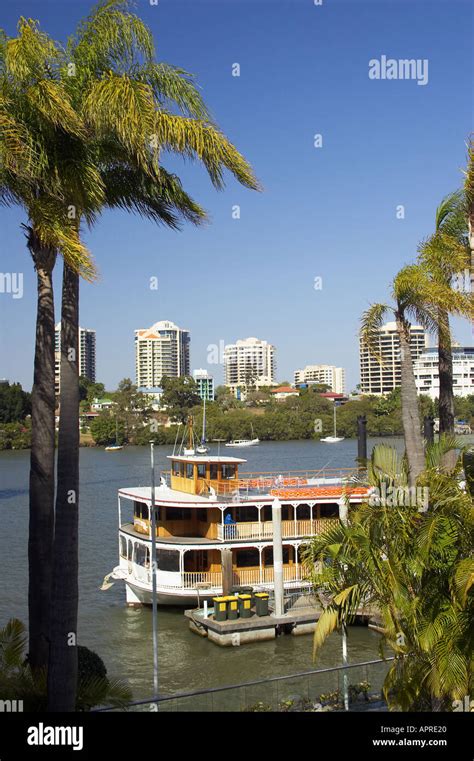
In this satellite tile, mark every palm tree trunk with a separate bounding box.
[27,229,56,672]
[47,262,79,711]
[396,311,425,486]
[438,308,455,435]
[438,308,457,472]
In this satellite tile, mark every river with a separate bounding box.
[0,437,421,701]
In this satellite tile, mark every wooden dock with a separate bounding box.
[185,605,322,646]
[185,593,377,647]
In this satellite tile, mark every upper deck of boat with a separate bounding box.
[118,469,370,506]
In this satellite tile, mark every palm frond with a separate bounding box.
[359,303,390,364]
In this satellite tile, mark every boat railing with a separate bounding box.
[153,565,309,590]
[216,518,338,542]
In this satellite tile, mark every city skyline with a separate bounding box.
[0,0,472,392]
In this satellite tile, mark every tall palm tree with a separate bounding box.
[361,265,474,485]
[46,0,259,711]
[418,191,470,438]
[304,443,474,711]
[0,18,99,672]
[465,137,474,291]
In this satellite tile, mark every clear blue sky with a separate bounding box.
[1,0,472,392]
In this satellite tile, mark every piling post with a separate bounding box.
[221,549,233,596]
[357,415,367,465]
[272,497,285,617]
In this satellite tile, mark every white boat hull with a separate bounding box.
[123,577,310,607]
[225,439,260,448]
[320,437,345,443]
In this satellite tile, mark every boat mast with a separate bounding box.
[333,404,337,438]
[202,396,206,444]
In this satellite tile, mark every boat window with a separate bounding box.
[263,546,290,566]
[186,463,194,479]
[120,536,127,558]
[166,507,188,520]
[172,461,180,476]
[134,543,148,566]
[127,539,133,560]
[134,501,148,520]
[210,464,218,479]
[320,503,339,518]
[297,504,311,520]
[221,464,236,480]
[234,548,259,568]
[197,463,206,478]
[157,549,179,572]
[262,504,291,521]
[234,505,258,523]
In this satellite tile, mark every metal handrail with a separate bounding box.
[92,656,395,711]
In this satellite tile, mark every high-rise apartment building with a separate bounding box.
[414,346,474,399]
[55,323,96,394]
[135,320,190,387]
[359,321,427,395]
[294,364,345,394]
[193,369,215,401]
[224,337,276,395]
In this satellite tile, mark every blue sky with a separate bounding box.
[0,0,472,391]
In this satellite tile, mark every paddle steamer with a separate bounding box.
[111,443,369,606]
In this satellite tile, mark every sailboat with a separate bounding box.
[226,423,259,448]
[196,396,209,454]
[105,419,123,451]
[320,404,344,443]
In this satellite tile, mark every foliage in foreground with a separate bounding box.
[0,619,131,711]
[303,444,474,711]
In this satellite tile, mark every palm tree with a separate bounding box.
[418,191,470,438]
[0,18,99,672]
[361,269,428,485]
[45,0,259,711]
[465,136,474,290]
[361,265,474,485]
[303,443,474,711]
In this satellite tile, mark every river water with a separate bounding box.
[0,437,413,701]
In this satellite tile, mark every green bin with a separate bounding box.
[231,585,254,595]
[227,595,239,620]
[254,592,269,617]
[238,594,253,618]
[213,596,228,622]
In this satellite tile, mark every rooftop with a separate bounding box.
[167,455,246,464]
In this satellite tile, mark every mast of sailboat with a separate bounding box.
[188,415,193,451]
[333,404,337,438]
[202,396,206,444]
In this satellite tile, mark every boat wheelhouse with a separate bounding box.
[114,452,370,606]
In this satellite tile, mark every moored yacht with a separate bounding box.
[110,450,369,606]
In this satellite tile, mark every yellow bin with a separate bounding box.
[213,596,228,621]
[227,595,239,620]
